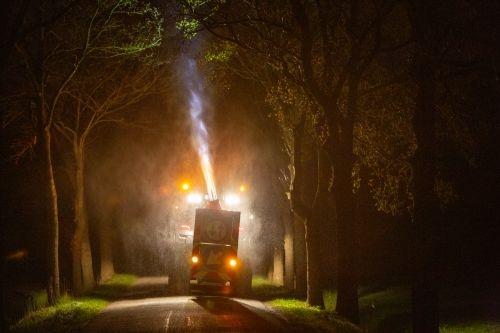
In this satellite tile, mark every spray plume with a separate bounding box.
[185,59,217,200]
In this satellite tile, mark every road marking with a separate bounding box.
[164,310,173,332]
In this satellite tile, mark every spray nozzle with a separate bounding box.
[206,199,221,210]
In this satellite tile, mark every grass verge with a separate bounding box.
[251,275,290,300]
[357,286,499,333]
[10,296,108,333]
[440,321,500,333]
[269,298,361,333]
[11,274,137,332]
[255,277,499,333]
[89,273,137,300]
[252,276,360,332]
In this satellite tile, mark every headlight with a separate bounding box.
[228,258,237,268]
[187,192,203,204]
[224,193,241,206]
[191,255,199,264]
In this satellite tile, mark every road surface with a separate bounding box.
[82,277,293,333]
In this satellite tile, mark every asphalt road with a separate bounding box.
[81,278,292,333]
[82,296,291,333]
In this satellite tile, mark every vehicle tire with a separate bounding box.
[234,262,252,297]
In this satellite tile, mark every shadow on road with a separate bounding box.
[193,296,255,315]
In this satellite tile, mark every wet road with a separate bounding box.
[82,296,291,332]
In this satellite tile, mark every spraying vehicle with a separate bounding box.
[189,200,251,295]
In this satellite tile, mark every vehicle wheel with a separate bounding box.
[234,262,252,297]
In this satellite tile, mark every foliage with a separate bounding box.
[2,0,164,159]
[175,0,490,220]
[355,83,416,215]
[76,0,163,59]
[204,41,236,63]
[175,18,200,39]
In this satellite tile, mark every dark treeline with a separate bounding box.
[1,0,499,332]
[176,0,499,331]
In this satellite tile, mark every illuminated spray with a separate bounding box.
[185,59,217,200]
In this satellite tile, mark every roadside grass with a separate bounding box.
[255,276,499,333]
[29,290,49,312]
[268,298,361,333]
[252,276,360,332]
[11,274,137,332]
[10,296,108,333]
[358,287,412,332]
[251,275,290,300]
[440,321,500,333]
[88,273,137,300]
[356,286,499,333]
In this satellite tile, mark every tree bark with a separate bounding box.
[33,1,60,304]
[333,76,359,323]
[72,143,94,293]
[304,215,324,307]
[283,204,295,290]
[305,149,331,308]
[411,61,440,333]
[293,213,307,298]
[289,115,324,306]
[333,156,359,322]
[98,217,115,283]
[40,127,61,303]
[410,2,440,330]
[272,245,284,286]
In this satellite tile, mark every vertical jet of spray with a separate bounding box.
[184,58,217,200]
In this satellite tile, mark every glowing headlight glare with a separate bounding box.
[224,193,241,206]
[229,258,237,267]
[186,192,203,204]
[191,255,199,263]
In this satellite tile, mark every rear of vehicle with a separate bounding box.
[189,208,241,294]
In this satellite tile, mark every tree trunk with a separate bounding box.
[289,114,325,305]
[305,149,331,308]
[98,217,115,283]
[272,245,284,286]
[304,215,324,307]
[283,204,295,290]
[72,143,94,294]
[40,127,61,303]
[411,64,440,333]
[410,3,440,330]
[81,222,94,291]
[34,3,60,304]
[334,159,359,322]
[333,78,359,323]
[293,214,307,298]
